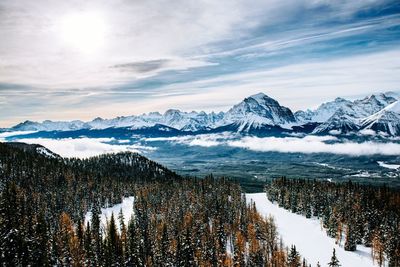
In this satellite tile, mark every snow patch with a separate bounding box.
[377,161,400,170]
[84,196,135,231]
[246,193,375,267]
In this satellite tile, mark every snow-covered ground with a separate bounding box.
[377,161,400,170]
[246,193,376,267]
[84,193,377,266]
[84,196,134,230]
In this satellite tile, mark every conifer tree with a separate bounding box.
[344,224,357,251]
[288,245,301,267]
[328,248,340,267]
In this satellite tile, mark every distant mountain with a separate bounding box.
[6,91,400,136]
[312,109,360,134]
[10,92,294,133]
[222,93,296,132]
[296,93,397,124]
[297,92,398,135]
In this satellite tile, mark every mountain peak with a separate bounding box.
[224,92,296,128]
[249,92,267,100]
[247,92,278,104]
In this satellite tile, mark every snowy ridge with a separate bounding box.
[360,101,400,136]
[7,91,400,136]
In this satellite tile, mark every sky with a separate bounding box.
[0,0,400,127]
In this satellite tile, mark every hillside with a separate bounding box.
[0,142,307,266]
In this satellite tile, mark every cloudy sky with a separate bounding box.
[1,0,399,127]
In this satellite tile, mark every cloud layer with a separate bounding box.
[228,136,400,156]
[16,137,154,158]
[146,134,400,156]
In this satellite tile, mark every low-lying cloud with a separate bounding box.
[8,133,400,157]
[146,134,400,156]
[144,132,234,147]
[228,136,400,156]
[16,137,154,158]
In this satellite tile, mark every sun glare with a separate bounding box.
[59,12,107,54]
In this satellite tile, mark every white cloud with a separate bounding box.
[146,133,400,156]
[144,132,234,147]
[145,49,400,112]
[228,136,400,156]
[15,137,154,158]
[10,134,400,157]
[0,0,272,89]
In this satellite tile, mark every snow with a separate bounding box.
[383,100,400,113]
[377,161,400,170]
[246,193,376,267]
[84,196,134,230]
[36,147,58,158]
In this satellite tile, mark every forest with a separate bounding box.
[266,177,400,267]
[0,142,318,266]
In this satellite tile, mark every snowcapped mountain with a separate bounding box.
[12,119,87,131]
[296,93,397,124]
[9,92,293,133]
[296,92,398,135]
[223,93,296,131]
[360,101,400,136]
[6,91,400,136]
[295,97,352,123]
[312,109,360,134]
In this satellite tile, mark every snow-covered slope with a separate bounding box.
[246,193,375,267]
[312,109,360,134]
[361,100,400,136]
[295,97,352,123]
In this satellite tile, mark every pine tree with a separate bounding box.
[288,245,301,267]
[118,209,127,265]
[105,213,122,266]
[344,223,357,251]
[372,231,385,267]
[84,222,93,266]
[0,183,23,266]
[91,204,102,266]
[33,211,50,266]
[127,216,141,266]
[328,248,340,267]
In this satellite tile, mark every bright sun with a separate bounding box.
[60,12,107,54]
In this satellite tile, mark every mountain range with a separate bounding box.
[6,91,400,136]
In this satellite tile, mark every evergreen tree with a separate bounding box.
[344,224,357,251]
[328,248,340,267]
[288,245,301,267]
